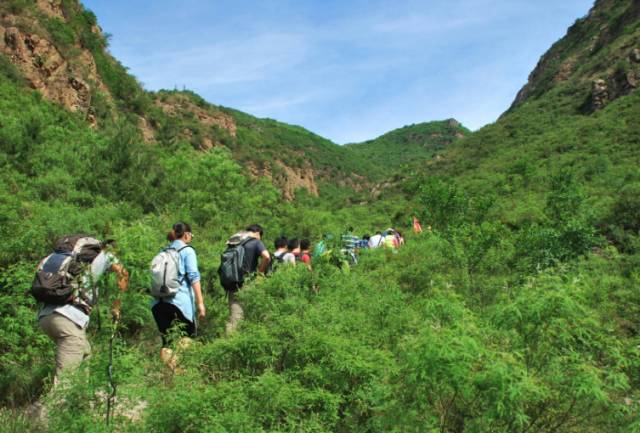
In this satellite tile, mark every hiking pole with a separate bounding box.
[105,309,120,427]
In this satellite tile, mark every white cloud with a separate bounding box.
[120,32,310,89]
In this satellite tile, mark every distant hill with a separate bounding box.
[1,1,640,432]
[403,0,639,248]
[344,119,470,181]
[0,0,459,200]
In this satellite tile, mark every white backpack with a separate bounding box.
[150,246,192,298]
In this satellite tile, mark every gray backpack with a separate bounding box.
[31,234,102,305]
[218,231,253,287]
[150,246,192,298]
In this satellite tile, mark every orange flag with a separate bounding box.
[413,217,423,234]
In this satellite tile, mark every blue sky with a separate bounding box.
[81,0,594,144]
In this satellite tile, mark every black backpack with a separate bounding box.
[218,232,253,287]
[31,234,102,304]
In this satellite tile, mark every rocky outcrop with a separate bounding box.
[509,0,640,112]
[35,0,65,19]
[138,116,156,142]
[1,26,89,117]
[0,6,109,125]
[586,48,639,112]
[447,118,460,128]
[277,162,319,200]
[156,94,237,139]
[247,161,320,201]
[590,79,609,111]
[554,55,577,83]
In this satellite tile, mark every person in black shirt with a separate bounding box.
[225,224,270,335]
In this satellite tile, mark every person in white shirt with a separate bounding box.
[368,231,384,249]
[282,238,300,265]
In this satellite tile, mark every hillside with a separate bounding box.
[0,0,639,432]
[0,0,374,200]
[407,0,640,237]
[344,119,469,181]
[510,0,640,112]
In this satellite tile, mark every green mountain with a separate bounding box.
[344,119,470,181]
[406,0,640,238]
[0,1,639,432]
[0,0,468,202]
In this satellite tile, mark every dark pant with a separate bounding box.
[151,302,195,347]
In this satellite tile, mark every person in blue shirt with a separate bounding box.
[151,222,205,351]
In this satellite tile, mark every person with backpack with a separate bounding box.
[269,236,288,274]
[218,224,270,335]
[151,222,205,355]
[384,228,400,250]
[273,236,288,263]
[283,238,300,266]
[357,234,371,250]
[34,235,129,386]
[312,234,331,260]
[299,239,312,270]
[341,227,359,252]
[341,227,360,265]
[368,231,384,249]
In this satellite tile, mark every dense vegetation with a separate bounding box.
[0,0,639,432]
[344,120,469,181]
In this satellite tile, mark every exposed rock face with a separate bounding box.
[587,53,639,112]
[35,0,65,18]
[156,95,237,138]
[138,116,156,142]
[590,79,609,111]
[0,8,109,126]
[1,26,88,114]
[277,161,319,200]
[509,0,640,112]
[554,55,577,83]
[447,118,460,128]
[248,161,320,201]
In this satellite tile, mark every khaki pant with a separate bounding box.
[225,291,244,335]
[39,313,91,386]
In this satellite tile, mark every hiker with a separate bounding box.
[341,227,359,251]
[299,239,312,269]
[219,224,270,335]
[357,234,370,250]
[312,233,331,260]
[34,235,129,386]
[341,227,359,265]
[384,229,399,249]
[368,231,384,249]
[272,236,288,267]
[283,238,300,265]
[413,217,423,234]
[151,222,205,358]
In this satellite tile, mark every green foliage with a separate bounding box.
[0,54,25,85]
[344,119,469,181]
[41,16,76,53]
[0,1,639,431]
[93,50,150,115]
[3,0,30,14]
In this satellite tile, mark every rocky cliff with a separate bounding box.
[0,0,109,124]
[510,0,640,113]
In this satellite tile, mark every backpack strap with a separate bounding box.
[177,245,195,253]
[158,245,195,292]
